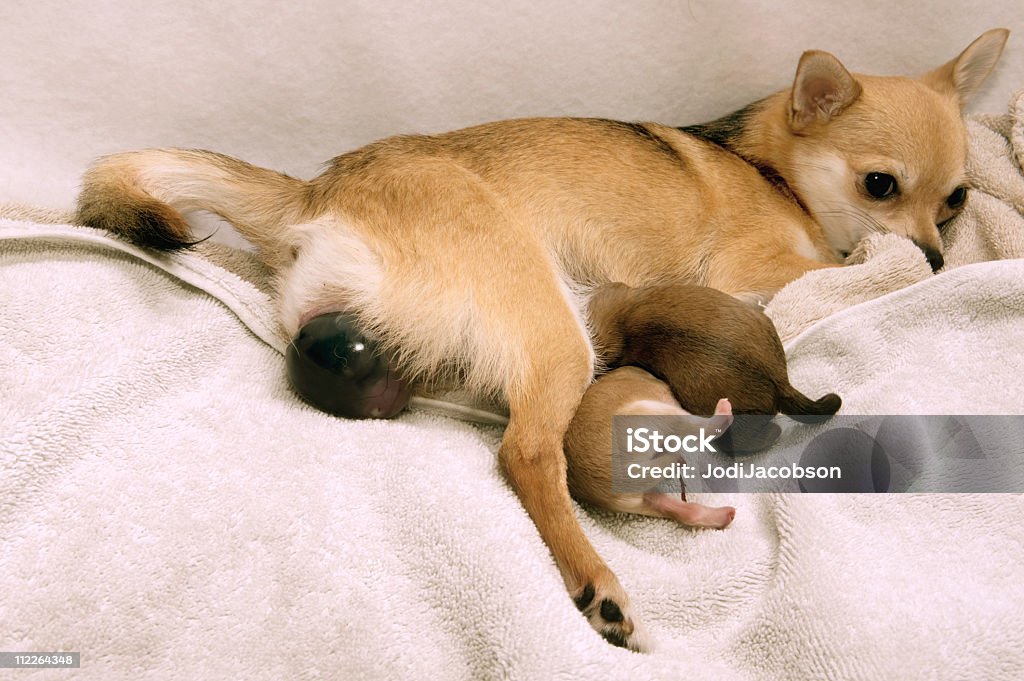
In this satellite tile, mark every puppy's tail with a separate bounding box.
[76,149,309,266]
[778,387,842,423]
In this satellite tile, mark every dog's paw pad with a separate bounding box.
[599,598,624,622]
[573,584,595,610]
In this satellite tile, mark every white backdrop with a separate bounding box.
[1,0,1022,210]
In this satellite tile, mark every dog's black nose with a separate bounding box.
[923,247,944,272]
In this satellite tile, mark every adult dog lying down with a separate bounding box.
[76,29,1008,650]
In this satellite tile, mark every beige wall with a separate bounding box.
[1,0,1021,210]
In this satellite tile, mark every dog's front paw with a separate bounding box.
[572,576,650,652]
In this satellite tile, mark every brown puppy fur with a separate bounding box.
[564,283,836,542]
[75,31,1007,651]
[588,283,841,419]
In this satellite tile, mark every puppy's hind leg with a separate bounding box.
[641,493,736,529]
[636,399,736,529]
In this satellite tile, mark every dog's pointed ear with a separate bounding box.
[921,29,1009,107]
[789,51,863,132]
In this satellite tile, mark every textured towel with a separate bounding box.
[2,94,1024,680]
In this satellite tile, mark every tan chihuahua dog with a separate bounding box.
[76,30,1008,651]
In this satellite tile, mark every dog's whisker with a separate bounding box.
[816,205,888,235]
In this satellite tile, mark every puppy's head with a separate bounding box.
[783,29,1009,271]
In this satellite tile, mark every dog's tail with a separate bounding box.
[76,149,309,266]
[778,387,842,423]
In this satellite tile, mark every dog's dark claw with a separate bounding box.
[601,628,631,649]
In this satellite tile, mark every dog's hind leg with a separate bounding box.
[411,255,650,650]
[373,221,647,649]
[268,153,650,649]
[497,284,650,652]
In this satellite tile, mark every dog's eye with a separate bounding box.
[864,172,897,199]
[947,186,968,209]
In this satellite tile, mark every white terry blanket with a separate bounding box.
[2,98,1024,680]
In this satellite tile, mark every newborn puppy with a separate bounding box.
[565,366,737,529]
[588,283,841,421]
[582,283,842,454]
